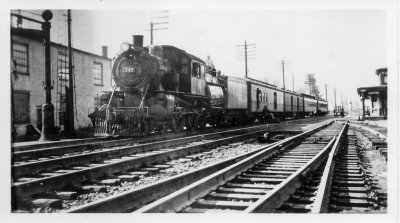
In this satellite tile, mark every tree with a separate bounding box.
[304,74,321,97]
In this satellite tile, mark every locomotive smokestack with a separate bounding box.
[101,46,108,58]
[133,35,144,48]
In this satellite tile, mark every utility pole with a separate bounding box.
[305,74,313,95]
[282,60,286,90]
[292,73,294,92]
[236,41,256,78]
[334,87,337,113]
[245,41,248,78]
[281,60,286,114]
[325,84,328,101]
[66,9,75,136]
[148,11,168,45]
[325,83,328,113]
[341,92,343,109]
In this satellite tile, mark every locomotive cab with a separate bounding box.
[190,60,207,96]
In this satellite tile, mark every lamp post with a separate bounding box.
[11,10,55,141]
[39,10,55,141]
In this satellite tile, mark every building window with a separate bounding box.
[12,42,29,75]
[274,92,277,110]
[93,61,103,86]
[13,91,30,124]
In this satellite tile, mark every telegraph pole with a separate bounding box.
[245,42,248,78]
[292,73,294,91]
[334,87,337,113]
[149,11,168,45]
[236,41,256,78]
[325,84,328,101]
[66,9,75,136]
[325,83,328,113]
[341,92,343,109]
[281,60,286,90]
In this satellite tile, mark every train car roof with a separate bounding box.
[301,93,328,102]
[245,77,277,88]
[301,93,317,99]
[236,76,305,96]
[157,45,206,64]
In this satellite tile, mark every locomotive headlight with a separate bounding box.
[120,42,130,51]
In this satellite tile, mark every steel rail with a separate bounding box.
[311,120,350,213]
[135,120,334,213]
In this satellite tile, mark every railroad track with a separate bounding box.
[12,117,333,212]
[277,124,386,213]
[134,121,344,213]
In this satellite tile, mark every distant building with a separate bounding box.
[11,27,112,137]
[357,68,387,119]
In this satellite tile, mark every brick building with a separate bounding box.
[357,68,387,119]
[11,27,112,137]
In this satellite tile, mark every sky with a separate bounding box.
[11,8,387,111]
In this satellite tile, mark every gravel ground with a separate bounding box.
[33,140,265,213]
[354,129,387,213]
[351,121,387,137]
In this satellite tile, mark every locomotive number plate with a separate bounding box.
[123,67,136,73]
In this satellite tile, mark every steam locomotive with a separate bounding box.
[91,35,328,136]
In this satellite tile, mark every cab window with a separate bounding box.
[192,62,200,77]
[200,64,205,78]
[192,62,205,79]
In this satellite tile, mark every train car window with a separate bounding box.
[256,88,261,109]
[291,96,293,110]
[297,97,299,110]
[274,92,277,109]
